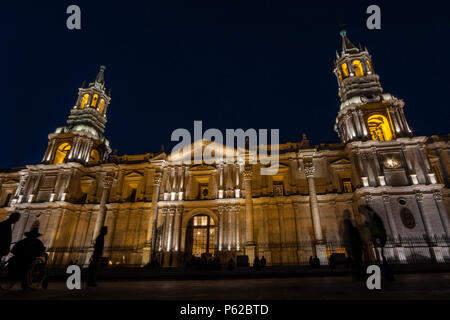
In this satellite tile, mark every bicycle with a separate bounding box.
[0,253,49,290]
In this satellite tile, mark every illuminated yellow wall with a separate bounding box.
[352,60,364,77]
[54,143,71,164]
[367,114,393,141]
[80,94,89,109]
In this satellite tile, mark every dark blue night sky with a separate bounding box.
[2,1,449,169]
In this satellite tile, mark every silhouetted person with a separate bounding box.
[213,256,221,270]
[0,211,20,261]
[227,258,235,270]
[343,219,364,280]
[309,255,320,268]
[364,206,395,281]
[253,256,260,270]
[87,226,107,287]
[260,256,266,268]
[8,224,45,289]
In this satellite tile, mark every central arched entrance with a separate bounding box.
[185,215,216,257]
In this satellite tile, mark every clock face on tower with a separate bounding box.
[383,155,402,169]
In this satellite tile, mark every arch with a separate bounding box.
[80,94,89,109]
[98,99,105,115]
[366,60,373,72]
[89,149,100,163]
[341,63,349,77]
[53,142,71,164]
[183,210,218,258]
[352,60,364,77]
[91,94,99,107]
[181,208,218,229]
[367,114,393,141]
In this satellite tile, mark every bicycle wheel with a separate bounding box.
[27,259,47,289]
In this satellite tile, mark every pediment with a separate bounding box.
[124,171,144,179]
[330,158,352,166]
[167,139,248,164]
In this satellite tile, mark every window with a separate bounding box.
[91,94,99,107]
[273,183,284,196]
[352,60,364,77]
[89,149,100,163]
[342,179,352,193]
[53,143,71,164]
[367,114,393,141]
[199,185,209,200]
[127,188,137,202]
[190,215,215,257]
[2,193,12,207]
[366,60,373,72]
[341,63,349,77]
[98,99,105,115]
[80,94,89,109]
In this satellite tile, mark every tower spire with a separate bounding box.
[340,30,359,55]
[90,65,106,90]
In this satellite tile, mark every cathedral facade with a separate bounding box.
[1,33,449,267]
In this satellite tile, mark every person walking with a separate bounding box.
[0,212,21,261]
[87,226,108,287]
[343,219,364,281]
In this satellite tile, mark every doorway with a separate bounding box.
[185,215,215,257]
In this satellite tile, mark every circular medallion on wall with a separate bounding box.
[400,208,415,229]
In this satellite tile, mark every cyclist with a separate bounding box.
[8,224,45,288]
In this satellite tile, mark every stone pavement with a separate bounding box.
[1,272,450,300]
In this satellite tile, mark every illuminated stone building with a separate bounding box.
[1,33,449,267]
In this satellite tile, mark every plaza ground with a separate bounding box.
[1,271,450,300]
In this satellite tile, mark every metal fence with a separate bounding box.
[45,235,450,267]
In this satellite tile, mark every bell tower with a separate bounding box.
[42,66,112,165]
[333,31,437,188]
[334,31,413,144]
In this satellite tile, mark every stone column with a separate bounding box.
[158,207,168,263]
[276,202,285,264]
[433,191,450,237]
[381,194,403,262]
[218,206,225,251]
[226,205,232,251]
[66,209,82,264]
[146,174,161,262]
[304,164,327,265]
[92,173,114,242]
[381,194,399,240]
[172,206,183,265]
[107,208,119,260]
[243,168,256,264]
[163,207,175,266]
[234,206,240,252]
[416,192,445,262]
[415,192,434,238]
[13,210,30,243]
